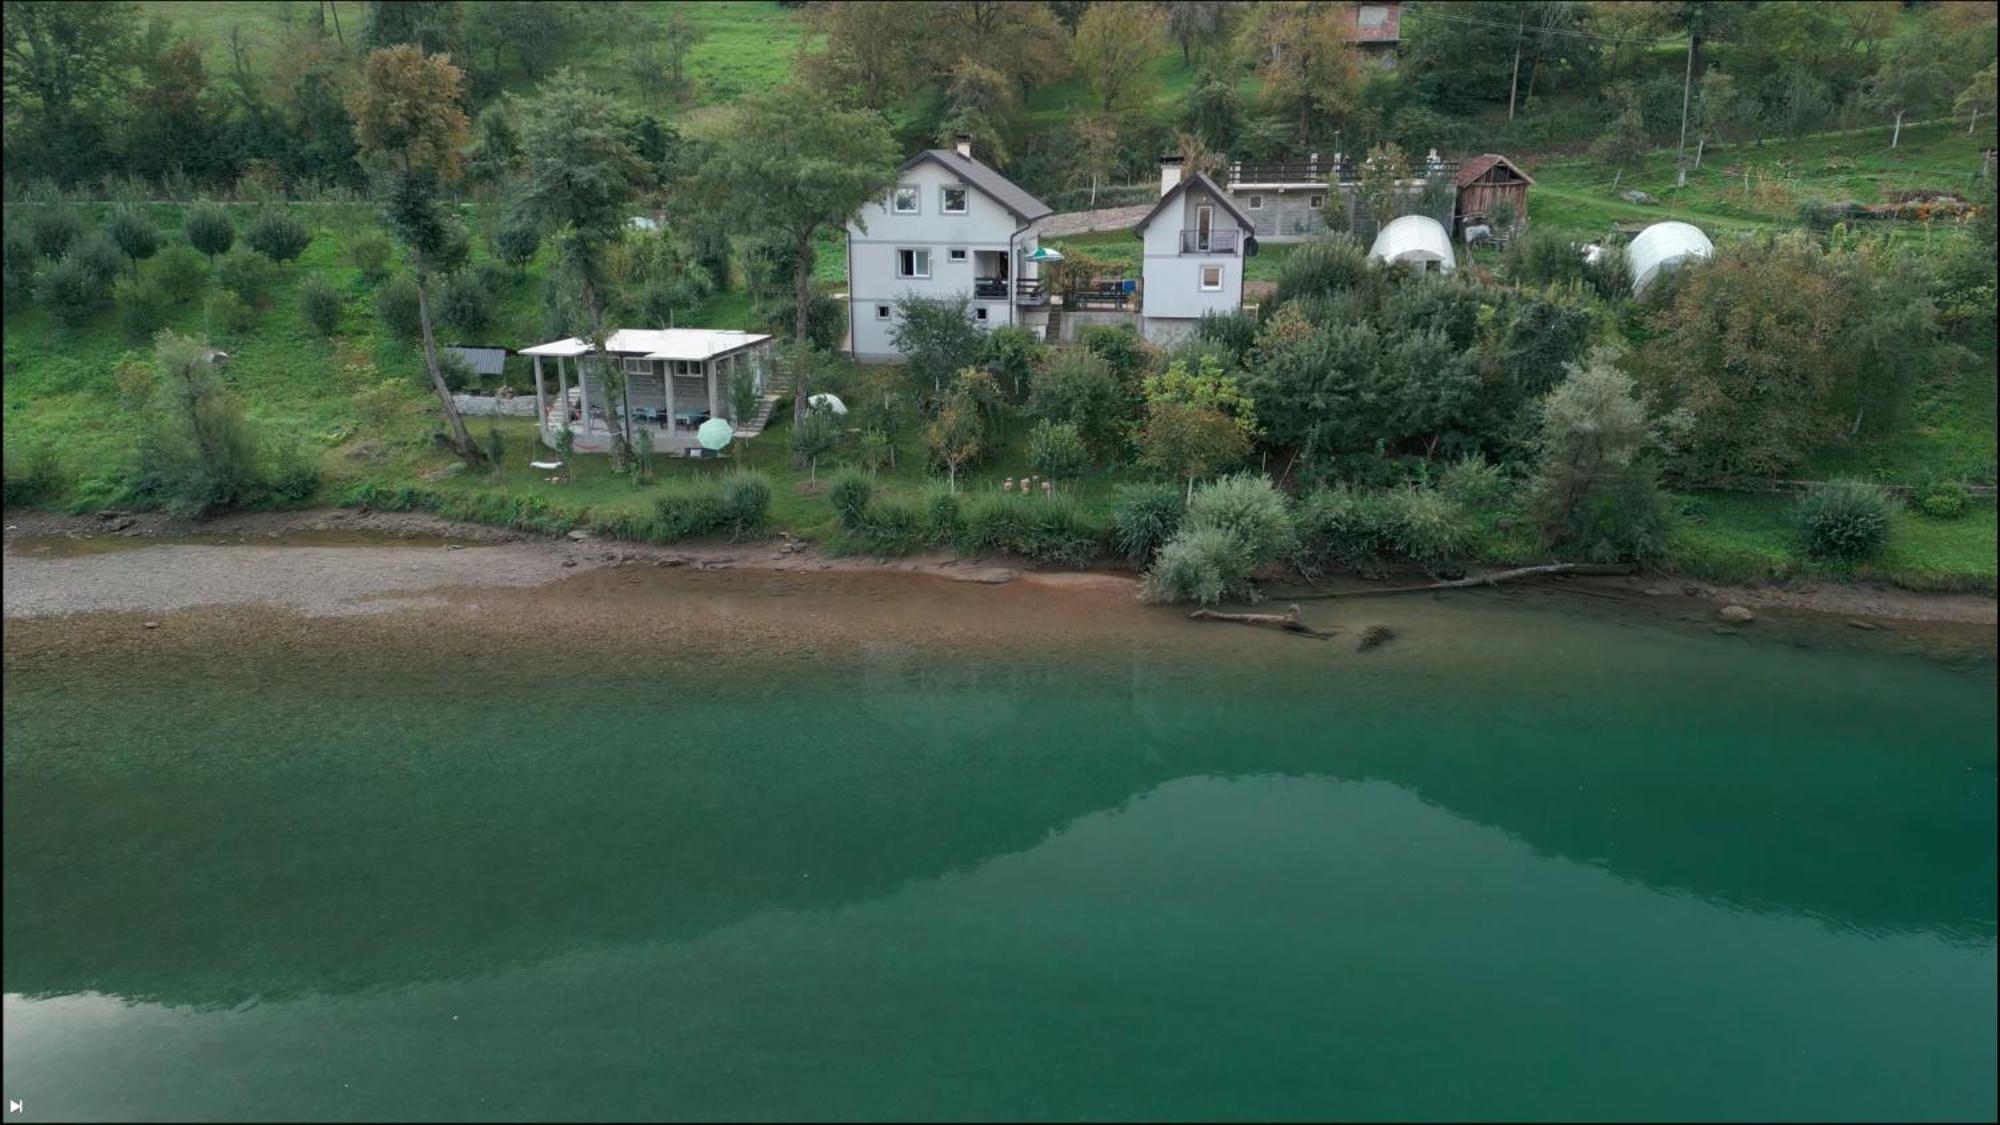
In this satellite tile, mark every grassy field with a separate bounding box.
[1527,120,1998,242]
[1666,492,1997,593]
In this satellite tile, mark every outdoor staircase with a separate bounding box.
[731,351,796,440]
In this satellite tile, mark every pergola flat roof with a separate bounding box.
[520,329,773,361]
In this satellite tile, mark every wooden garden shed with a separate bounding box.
[1454,154,1534,234]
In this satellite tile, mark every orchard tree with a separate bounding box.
[709,82,898,450]
[1071,2,1164,114]
[1866,39,1951,148]
[1956,61,1997,133]
[346,44,481,464]
[1237,0,1364,145]
[516,70,645,463]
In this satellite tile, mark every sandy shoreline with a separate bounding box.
[3,508,1993,645]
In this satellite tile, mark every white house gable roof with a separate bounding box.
[903,149,1054,221]
[1132,172,1256,235]
[521,329,773,361]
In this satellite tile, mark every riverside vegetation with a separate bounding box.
[3,1,1996,597]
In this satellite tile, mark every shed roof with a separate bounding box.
[1368,215,1456,272]
[904,149,1054,222]
[520,329,773,361]
[1454,154,1535,189]
[442,344,511,377]
[1132,171,1257,236]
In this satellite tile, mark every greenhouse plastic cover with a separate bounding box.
[1368,215,1456,273]
[1627,221,1714,295]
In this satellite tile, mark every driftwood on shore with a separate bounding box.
[1289,562,1636,600]
[1188,604,1335,639]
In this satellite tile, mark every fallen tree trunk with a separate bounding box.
[1290,563,1636,600]
[1188,604,1335,639]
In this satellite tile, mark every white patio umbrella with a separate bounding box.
[697,417,734,451]
[1026,246,1064,262]
[807,393,848,415]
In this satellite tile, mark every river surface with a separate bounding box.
[3,565,1994,1122]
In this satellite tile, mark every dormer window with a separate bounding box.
[942,186,968,214]
[892,186,920,214]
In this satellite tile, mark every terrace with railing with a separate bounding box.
[1227,155,1458,188]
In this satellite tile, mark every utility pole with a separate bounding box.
[1676,32,1695,184]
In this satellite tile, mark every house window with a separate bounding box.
[942,186,968,214]
[672,360,702,377]
[622,357,652,376]
[974,306,990,322]
[1247,195,1264,209]
[892,185,920,213]
[948,248,968,263]
[1308,194,1324,209]
[875,305,892,321]
[1199,265,1223,291]
[897,248,931,278]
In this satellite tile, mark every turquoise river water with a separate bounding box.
[3,569,1995,1121]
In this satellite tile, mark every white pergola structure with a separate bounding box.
[521,328,775,454]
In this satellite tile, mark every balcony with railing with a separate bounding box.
[974,277,1051,305]
[1179,229,1243,255]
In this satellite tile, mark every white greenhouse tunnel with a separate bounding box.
[1626,221,1714,296]
[1368,215,1456,274]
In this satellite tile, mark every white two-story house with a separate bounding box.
[847,136,1055,363]
[1134,158,1258,344]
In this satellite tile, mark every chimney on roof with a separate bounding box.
[1159,155,1184,197]
[953,133,973,159]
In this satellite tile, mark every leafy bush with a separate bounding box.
[348,232,393,280]
[719,471,772,538]
[214,248,278,305]
[1142,524,1246,605]
[767,291,846,351]
[301,275,343,337]
[151,244,208,302]
[654,483,727,540]
[204,289,256,338]
[1912,477,1970,520]
[3,224,38,298]
[70,232,127,283]
[1184,473,1295,569]
[1112,481,1185,564]
[1026,418,1089,483]
[245,209,312,263]
[1077,323,1149,381]
[375,274,423,339]
[436,349,475,392]
[262,437,322,504]
[957,492,1034,555]
[828,468,873,529]
[1437,453,1509,511]
[1194,310,1260,365]
[923,483,962,541]
[1292,485,1388,575]
[106,204,161,263]
[980,325,1045,400]
[1794,480,1892,560]
[434,269,495,335]
[1378,487,1475,571]
[1026,349,1126,458]
[1272,235,1371,309]
[3,442,66,507]
[183,202,236,258]
[855,497,927,555]
[30,207,84,259]
[34,254,111,326]
[1548,470,1672,563]
[492,209,542,271]
[115,274,171,341]
[892,294,984,394]
[1018,497,1105,566]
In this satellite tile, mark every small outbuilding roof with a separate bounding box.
[1454,153,1535,189]
[1626,221,1714,295]
[1132,171,1258,237]
[903,149,1054,222]
[1368,215,1456,273]
[442,344,511,377]
[520,329,773,361]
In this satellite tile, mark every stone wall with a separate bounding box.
[451,393,540,418]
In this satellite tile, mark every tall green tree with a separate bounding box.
[346,44,481,464]
[2,0,139,184]
[1071,2,1164,114]
[1866,35,1952,148]
[708,83,898,445]
[516,70,645,463]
